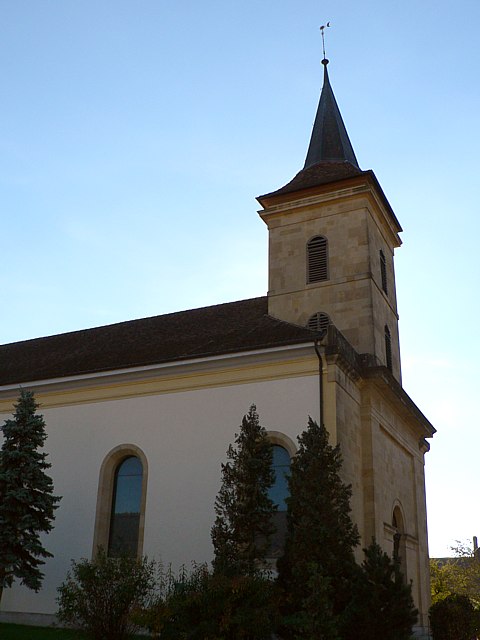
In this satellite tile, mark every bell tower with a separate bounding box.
[257,58,403,381]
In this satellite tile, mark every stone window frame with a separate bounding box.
[266,431,296,458]
[92,444,148,559]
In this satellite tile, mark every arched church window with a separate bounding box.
[307,235,329,283]
[108,456,143,557]
[267,444,291,558]
[385,325,393,372]
[92,444,148,559]
[380,249,388,294]
[269,445,290,510]
[392,510,398,529]
[392,504,407,581]
[307,311,331,333]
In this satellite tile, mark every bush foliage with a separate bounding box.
[429,593,479,640]
[133,562,277,640]
[430,541,480,607]
[57,548,156,640]
[343,541,418,640]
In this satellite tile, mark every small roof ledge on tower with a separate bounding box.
[257,168,403,245]
[257,161,364,203]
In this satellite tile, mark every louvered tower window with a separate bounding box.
[307,235,328,283]
[380,249,388,294]
[385,325,392,372]
[307,312,331,333]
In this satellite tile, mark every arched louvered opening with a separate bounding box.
[307,235,328,283]
[380,249,388,294]
[306,312,331,333]
[385,325,392,372]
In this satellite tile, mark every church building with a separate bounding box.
[0,56,435,636]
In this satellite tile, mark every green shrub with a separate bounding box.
[136,562,277,640]
[342,541,418,640]
[129,562,194,639]
[429,593,479,640]
[277,418,359,640]
[56,548,156,640]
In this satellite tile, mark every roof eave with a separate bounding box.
[257,169,402,235]
[323,326,435,441]
[361,365,436,440]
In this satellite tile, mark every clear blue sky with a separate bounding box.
[1,1,479,558]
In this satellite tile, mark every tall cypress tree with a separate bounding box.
[277,417,360,639]
[343,541,418,640]
[0,390,61,605]
[211,405,276,576]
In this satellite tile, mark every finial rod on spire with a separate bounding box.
[320,22,331,63]
[304,23,360,170]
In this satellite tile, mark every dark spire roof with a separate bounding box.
[304,58,359,169]
[258,58,365,203]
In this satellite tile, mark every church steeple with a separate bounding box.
[257,52,404,381]
[304,58,359,169]
[258,57,365,200]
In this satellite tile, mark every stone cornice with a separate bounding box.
[258,173,402,248]
[361,365,436,440]
[321,325,435,441]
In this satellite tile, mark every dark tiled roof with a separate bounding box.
[258,161,364,200]
[257,165,403,235]
[0,297,318,385]
[257,59,362,204]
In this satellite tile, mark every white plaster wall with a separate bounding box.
[1,374,319,615]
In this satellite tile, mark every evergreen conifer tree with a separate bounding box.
[0,390,61,605]
[343,540,418,640]
[211,405,276,576]
[277,417,360,639]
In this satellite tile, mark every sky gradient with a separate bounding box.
[1,1,479,558]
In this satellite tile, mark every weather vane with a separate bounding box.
[320,22,331,61]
